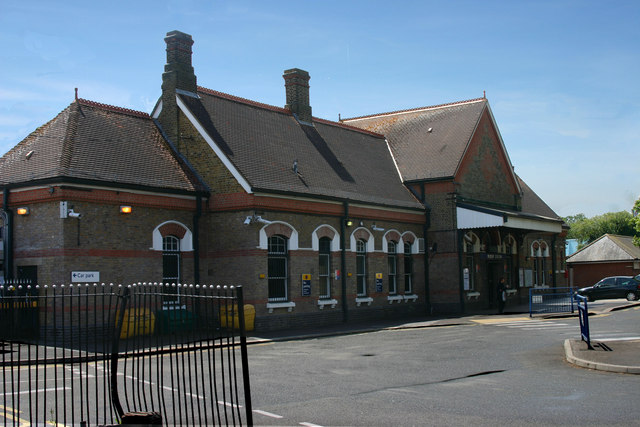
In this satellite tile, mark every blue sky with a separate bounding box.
[1,0,638,218]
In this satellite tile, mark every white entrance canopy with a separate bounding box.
[456,205,563,233]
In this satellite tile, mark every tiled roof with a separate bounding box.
[567,234,640,263]
[342,98,487,181]
[343,98,563,221]
[517,176,563,221]
[0,99,199,193]
[181,88,423,209]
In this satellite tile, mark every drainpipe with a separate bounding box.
[457,229,465,314]
[193,195,202,285]
[2,188,13,282]
[551,235,557,288]
[340,201,349,323]
[420,183,432,315]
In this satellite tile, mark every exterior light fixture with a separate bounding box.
[345,219,354,227]
[120,206,132,214]
[16,207,30,216]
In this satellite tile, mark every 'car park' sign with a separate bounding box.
[71,271,100,282]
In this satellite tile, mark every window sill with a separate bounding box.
[387,295,403,304]
[355,297,373,307]
[466,291,480,301]
[403,294,418,303]
[266,302,296,313]
[317,299,338,309]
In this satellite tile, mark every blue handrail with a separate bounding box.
[574,294,593,349]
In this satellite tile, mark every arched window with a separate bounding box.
[404,242,413,294]
[319,237,331,299]
[162,235,180,302]
[268,235,288,302]
[531,240,549,286]
[388,241,397,295]
[356,239,367,297]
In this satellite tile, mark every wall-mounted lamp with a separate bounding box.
[345,219,354,227]
[16,207,29,216]
[67,210,81,218]
[244,215,273,225]
[371,223,385,231]
[120,205,132,214]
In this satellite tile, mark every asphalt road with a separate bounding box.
[247,307,640,426]
[2,302,638,425]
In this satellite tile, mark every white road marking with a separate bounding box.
[253,409,283,418]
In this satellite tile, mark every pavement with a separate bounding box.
[248,300,640,375]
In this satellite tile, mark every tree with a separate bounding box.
[633,198,640,247]
[563,211,635,248]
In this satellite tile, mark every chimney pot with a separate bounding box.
[283,68,312,123]
[162,30,197,95]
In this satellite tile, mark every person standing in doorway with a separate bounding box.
[497,277,507,314]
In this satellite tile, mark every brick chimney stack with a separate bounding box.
[283,68,312,123]
[159,30,197,143]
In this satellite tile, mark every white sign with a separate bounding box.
[71,271,100,282]
[463,268,470,291]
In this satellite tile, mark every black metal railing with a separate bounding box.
[529,287,575,317]
[0,281,252,426]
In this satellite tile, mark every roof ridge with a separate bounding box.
[77,98,150,118]
[312,117,384,138]
[197,86,385,138]
[341,97,487,122]
[197,86,289,114]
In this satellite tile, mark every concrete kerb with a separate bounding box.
[564,339,640,374]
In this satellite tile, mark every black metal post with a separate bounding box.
[110,286,131,419]
[236,286,253,426]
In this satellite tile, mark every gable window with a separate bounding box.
[268,235,288,302]
[356,239,367,296]
[404,242,413,293]
[388,241,397,295]
[319,237,331,299]
[162,235,180,302]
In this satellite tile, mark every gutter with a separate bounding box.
[2,188,13,282]
[341,201,349,322]
[193,194,202,285]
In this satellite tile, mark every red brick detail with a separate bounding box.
[207,192,425,223]
[15,248,167,258]
[402,233,415,244]
[316,226,336,240]
[354,229,371,241]
[385,231,401,243]
[2,187,196,211]
[159,223,187,238]
[264,223,293,239]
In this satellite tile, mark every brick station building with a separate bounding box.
[0,31,567,331]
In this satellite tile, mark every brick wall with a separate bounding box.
[569,261,639,288]
[11,195,197,285]
[456,111,519,208]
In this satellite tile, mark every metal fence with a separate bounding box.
[529,287,576,317]
[0,281,252,426]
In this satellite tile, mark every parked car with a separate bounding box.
[576,276,640,302]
